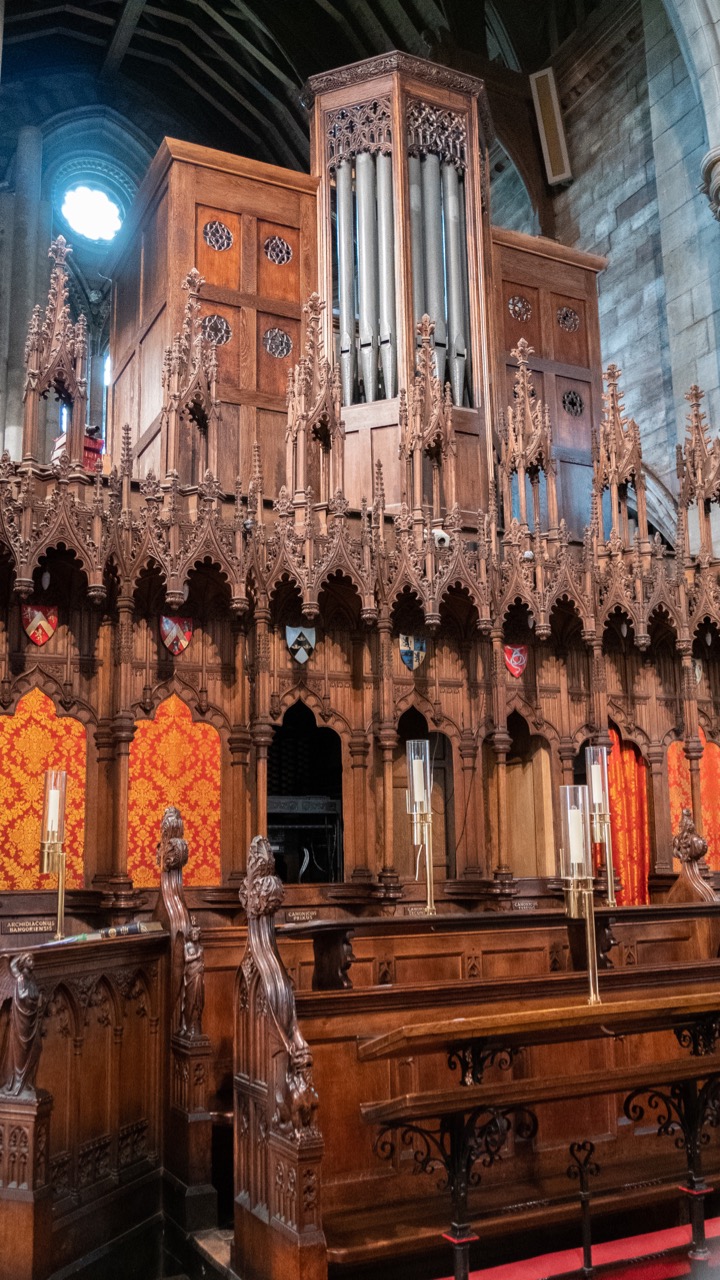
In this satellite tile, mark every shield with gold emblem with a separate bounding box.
[159,616,193,656]
[21,604,58,647]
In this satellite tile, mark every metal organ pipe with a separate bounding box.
[458,176,472,405]
[335,158,355,406]
[376,151,396,399]
[421,152,447,386]
[441,160,466,408]
[408,154,425,338]
[355,150,379,403]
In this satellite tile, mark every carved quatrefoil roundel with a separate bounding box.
[263,327,293,359]
[562,389,584,417]
[264,235,293,266]
[201,314,232,345]
[203,220,233,252]
[508,294,531,323]
[557,305,580,332]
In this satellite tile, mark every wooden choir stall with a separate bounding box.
[1,48,720,1280]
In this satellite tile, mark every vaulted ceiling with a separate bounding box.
[2,0,598,171]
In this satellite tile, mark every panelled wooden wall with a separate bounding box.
[492,227,605,537]
[109,139,318,491]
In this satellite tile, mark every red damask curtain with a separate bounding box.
[667,730,720,870]
[0,688,86,889]
[127,694,221,887]
[607,727,650,905]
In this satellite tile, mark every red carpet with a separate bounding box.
[455,1217,720,1280]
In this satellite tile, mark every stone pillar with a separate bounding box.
[4,127,42,459]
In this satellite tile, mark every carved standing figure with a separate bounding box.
[180,917,205,1037]
[0,952,43,1097]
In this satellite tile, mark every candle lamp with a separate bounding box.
[406,739,435,915]
[40,769,68,939]
[585,745,616,907]
[559,784,600,1005]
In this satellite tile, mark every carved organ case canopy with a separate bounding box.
[305,53,496,514]
[492,227,606,536]
[108,139,318,492]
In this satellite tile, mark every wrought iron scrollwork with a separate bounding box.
[674,1016,720,1057]
[447,1042,519,1086]
[374,1104,538,1221]
[624,1076,720,1185]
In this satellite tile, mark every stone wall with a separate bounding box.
[553,2,676,511]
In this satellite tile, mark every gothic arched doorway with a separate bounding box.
[267,701,343,882]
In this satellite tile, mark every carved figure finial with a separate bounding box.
[156,804,189,872]
[672,807,708,864]
[239,835,284,918]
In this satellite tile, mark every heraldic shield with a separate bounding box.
[399,634,427,671]
[22,604,58,646]
[503,644,529,678]
[286,626,316,665]
[159,616,193,656]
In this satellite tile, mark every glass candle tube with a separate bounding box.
[585,745,609,812]
[406,739,431,814]
[559,784,591,880]
[41,769,67,844]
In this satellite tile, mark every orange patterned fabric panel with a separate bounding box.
[0,688,85,890]
[608,727,650,905]
[668,730,720,870]
[127,695,221,887]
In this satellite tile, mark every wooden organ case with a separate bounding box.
[108,139,319,491]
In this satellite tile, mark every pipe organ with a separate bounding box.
[305,53,495,512]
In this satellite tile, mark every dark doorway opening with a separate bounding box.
[267,701,343,883]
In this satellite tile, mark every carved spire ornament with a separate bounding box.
[161,267,221,484]
[22,237,88,467]
[594,364,647,543]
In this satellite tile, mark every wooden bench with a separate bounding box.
[358,1002,720,1280]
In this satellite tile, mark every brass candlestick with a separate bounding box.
[40,840,66,939]
[563,875,600,1005]
[412,810,436,916]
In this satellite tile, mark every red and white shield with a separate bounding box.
[503,644,529,678]
[159,616,193,656]
[21,604,58,647]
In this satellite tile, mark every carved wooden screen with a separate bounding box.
[0,688,85,889]
[492,227,605,538]
[127,695,221,886]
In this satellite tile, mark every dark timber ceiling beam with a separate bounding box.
[100,0,147,79]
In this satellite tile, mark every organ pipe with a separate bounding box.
[458,176,472,406]
[355,151,379,403]
[421,153,447,386]
[441,160,466,408]
[376,151,396,399]
[408,154,426,338]
[335,159,355,406]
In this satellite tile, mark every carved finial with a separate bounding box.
[672,807,708,865]
[239,836,284,918]
[48,235,71,266]
[0,953,43,1098]
[156,804,189,872]
[182,267,205,296]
